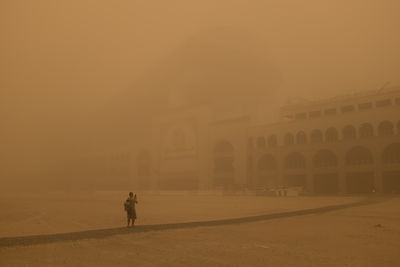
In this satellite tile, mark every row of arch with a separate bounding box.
[214,142,400,171]
[214,140,400,192]
[254,143,400,194]
[256,145,386,171]
[249,120,400,148]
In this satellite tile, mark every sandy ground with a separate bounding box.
[0,192,359,237]
[0,197,399,266]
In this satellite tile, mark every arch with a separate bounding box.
[313,173,339,194]
[296,131,307,144]
[382,143,400,193]
[345,146,374,194]
[257,154,277,171]
[378,121,394,136]
[284,152,306,187]
[256,136,266,149]
[310,129,323,144]
[382,143,400,164]
[345,146,373,165]
[359,123,374,138]
[343,125,356,140]
[214,140,234,153]
[267,135,277,147]
[284,133,294,146]
[397,121,400,134]
[313,149,337,168]
[325,128,338,142]
[284,152,306,169]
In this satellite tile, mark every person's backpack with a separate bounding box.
[124,199,130,211]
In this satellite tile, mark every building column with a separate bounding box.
[374,146,383,194]
[374,171,383,194]
[338,169,346,194]
[374,161,383,193]
[276,151,284,187]
[337,148,347,194]
[306,168,314,194]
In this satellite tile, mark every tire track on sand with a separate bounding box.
[0,198,380,247]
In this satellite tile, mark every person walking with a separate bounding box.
[124,192,138,227]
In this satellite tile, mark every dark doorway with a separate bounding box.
[346,172,374,193]
[313,173,338,194]
[383,171,400,194]
[213,140,235,187]
[285,174,306,187]
[213,157,234,186]
[257,174,276,187]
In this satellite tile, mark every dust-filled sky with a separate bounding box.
[1,0,400,181]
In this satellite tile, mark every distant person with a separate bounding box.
[124,192,138,227]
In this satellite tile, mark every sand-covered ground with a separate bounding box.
[1,193,399,266]
[0,191,359,237]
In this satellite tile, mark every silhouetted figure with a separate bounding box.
[124,192,138,227]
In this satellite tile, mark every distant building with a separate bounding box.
[138,87,400,194]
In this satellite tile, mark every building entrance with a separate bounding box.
[346,172,374,193]
[313,173,338,194]
[383,171,400,194]
[285,174,306,187]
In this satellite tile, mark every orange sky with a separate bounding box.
[1,0,400,179]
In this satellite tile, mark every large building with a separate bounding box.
[138,87,400,194]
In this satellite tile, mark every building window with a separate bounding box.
[296,131,307,144]
[359,123,374,138]
[324,108,337,116]
[341,105,355,113]
[358,102,373,110]
[295,113,307,120]
[378,121,394,136]
[382,143,400,164]
[345,146,373,165]
[376,99,391,108]
[309,111,321,118]
[313,150,338,168]
[284,153,306,169]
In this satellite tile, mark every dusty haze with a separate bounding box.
[1,0,400,190]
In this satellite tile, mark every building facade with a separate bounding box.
[142,87,400,194]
